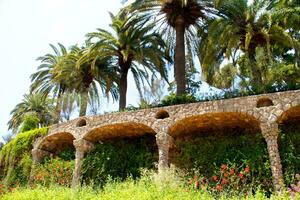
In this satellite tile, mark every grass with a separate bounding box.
[1,172,299,200]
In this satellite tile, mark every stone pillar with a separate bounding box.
[156,133,174,173]
[71,139,94,188]
[260,122,284,192]
[29,148,52,184]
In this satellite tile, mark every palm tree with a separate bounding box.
[199,0,299,92]
[85,10,170,110]
[129,0,215,95]
[30,43,69,123]
[7,93,54,134]
[55,45,119,116]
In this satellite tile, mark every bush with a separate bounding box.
[279,127,300,186]
[32,157,74,187]
[160,93,197,106]
[82,136,157,187]
[0,128,48,186]
[172,133,273,193]
[19,114,40,133]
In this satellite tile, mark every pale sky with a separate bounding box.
[0,0,140,138]
[0,0,220,140]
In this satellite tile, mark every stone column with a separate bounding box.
[156,133,174,173]
[71,139,94,188]
[29,148,52,184]
[260,122,284,192]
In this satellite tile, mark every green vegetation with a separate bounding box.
[82,136,157,187]
[1,172,298,200]
[0,128,48,186]
[6,0,298,130]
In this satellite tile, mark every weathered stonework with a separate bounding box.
[72,139,94,188]
[31,90,300,191]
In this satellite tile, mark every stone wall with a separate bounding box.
[31,90,300,191]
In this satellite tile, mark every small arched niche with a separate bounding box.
[76,118,87,127]
[155,109,170,119]
[257,97,274,108]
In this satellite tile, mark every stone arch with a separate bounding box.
[257,97,274,108]
[38,132,75,154]
[83,122,157,142]
[168,112,261,138]
[277,105,300,126]
[155,109,170,119]
[76,118,87,127]
[80,122,159,185]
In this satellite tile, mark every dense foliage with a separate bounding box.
[172,132,273,193]
[82,136,157,187]
[0,128,48,186]
[279,125,300,186]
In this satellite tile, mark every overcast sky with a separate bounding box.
[0,0,142,138]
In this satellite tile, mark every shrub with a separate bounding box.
[0,128,48,186]
[82,136,157,187]
[279,128,300,186]
[32,157,74,187]
[19,114,40,133]
[172,133,273,193]
[160,93,197,106]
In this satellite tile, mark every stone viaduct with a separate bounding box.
[31,90,300,191]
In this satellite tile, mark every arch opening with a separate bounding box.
[84,122,156,142]
[77,119,87,127]
[169,112,261,138]
[82,122,158,186]
[277,105,300,186]
[257,98,274,108]
[38,132,75,154]
[168,112,272,192]
[155,109,170,119]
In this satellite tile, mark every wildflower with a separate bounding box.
[221,179,228,185]
[213,175,219,181]
[244,166,250,173]
[238,173,244,178]
[221,164,227,171]
[229,169,235,176]
[224,173,228,178]
[216,185,223,191]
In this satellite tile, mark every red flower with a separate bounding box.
[244,166,250,173]
[224,173,228,178]
[230,169,235,176]
[221,179,228,185]
[221,164,227,171]
[216,185,223,191]
[238,173,244,178]
[213,175,219,181]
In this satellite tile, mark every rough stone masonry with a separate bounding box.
[31,90,300,191]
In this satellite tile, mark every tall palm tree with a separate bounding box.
[84,10,170,110]
[7,93,54,134]
[199,0,299,92]
[129,0,215,95]
[55,45,119,116]
[30,43,69,123]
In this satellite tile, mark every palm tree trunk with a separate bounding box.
[174,17,186,95]
[79,90,89,117]
[249,53,263,93]
[54,87,64,123]
[119,70,128,111]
